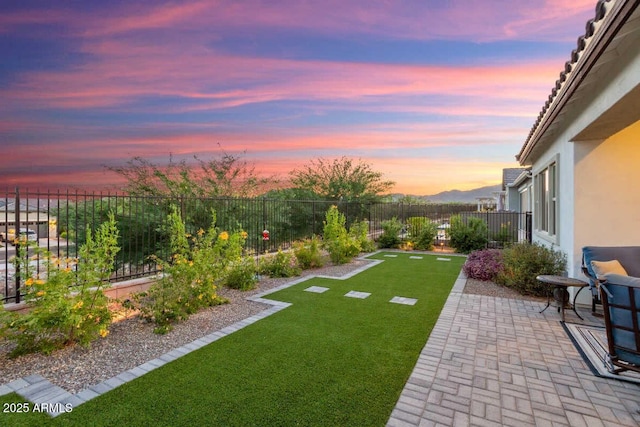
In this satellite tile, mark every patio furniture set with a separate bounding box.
[535,246,640,376]
[580,246,640,375]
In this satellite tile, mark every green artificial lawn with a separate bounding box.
[1,252,464,427]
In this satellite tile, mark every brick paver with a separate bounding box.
[387,270,640,426]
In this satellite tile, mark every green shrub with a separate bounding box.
[322,206,361,264]
[412,219,438,251]
[294,236,325,269]
[495,242,567,296]
[259,249,302,278]
[378,217,402,248]
[225,257,258,290]
[406,217,426,239]
[448,215,488,254]
[0,214,120,356]
[349,220,376,253]
[493,222,517,247]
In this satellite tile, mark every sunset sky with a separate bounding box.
[1,1,596,195]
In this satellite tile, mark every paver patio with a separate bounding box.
[388,270,640,426]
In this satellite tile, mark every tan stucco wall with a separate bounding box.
[574,120,640,248]
[571,120,640,304]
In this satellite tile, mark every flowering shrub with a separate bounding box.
[293,236,325,269]
[258,249,301,278]
[0,214,120,356]
[322,206,361,264]
[133,207,237,334]
[496,242,567,296]
[463,249,504,281]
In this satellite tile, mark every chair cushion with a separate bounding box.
[591,260,628,280]
[582,246,640,278]
[603,273,640,288]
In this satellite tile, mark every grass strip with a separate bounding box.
[2,252,464,426]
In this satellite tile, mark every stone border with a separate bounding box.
[0,252,384,417]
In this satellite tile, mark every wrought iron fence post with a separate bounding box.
[14,187,21,303]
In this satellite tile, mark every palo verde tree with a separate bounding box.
[107,148,275,237]
[289,157,395,203]
[108,148,273,199]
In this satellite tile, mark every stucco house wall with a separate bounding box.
[519,1,640,305]
[574,121,640,249]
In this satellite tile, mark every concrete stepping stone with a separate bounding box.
[390,296,418,306]
[384,254,398,257]
[409,256,423,259]
[436,257,451,261]
[304,286,329,293]
[344,291,371,299]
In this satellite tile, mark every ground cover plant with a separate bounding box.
[463,248,503,281]
[1,252,464,426]
[257,248,302,278]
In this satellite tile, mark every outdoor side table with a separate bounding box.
[537,275,589,322]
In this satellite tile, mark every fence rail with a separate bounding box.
[1,188,530,303]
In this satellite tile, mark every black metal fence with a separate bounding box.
[1,188,531,303]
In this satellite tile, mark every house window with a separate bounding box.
[534,161,557,239]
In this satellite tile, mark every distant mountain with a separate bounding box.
[389,184,502,203]
[422,184,502,203]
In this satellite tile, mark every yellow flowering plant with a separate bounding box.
[1,213,120,357]
[133,206,248,334]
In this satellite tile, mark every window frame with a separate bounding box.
[533,156,559,243]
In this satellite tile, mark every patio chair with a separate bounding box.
[599,273,640,375]
[581,246,640,314]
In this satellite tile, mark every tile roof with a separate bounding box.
[502,168,527,189]
[516,0,638,164]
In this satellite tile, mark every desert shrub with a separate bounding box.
[463,249,504,281]
[493,222,517,247]
[293,236,325,269]
[413,220,438,251]
[449,215,488,254]
[259,249,302,278]
[0,214,120,356]
[406,217,427,239]
[225,257,258,290]
[322,206,361,264]
[133,208,235,334]
[496,242,567,296]
[377,217,403,248]
[349,220,376,253]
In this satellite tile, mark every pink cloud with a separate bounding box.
[3,47,562,115]
[70,0,595,43]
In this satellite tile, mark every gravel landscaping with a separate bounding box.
[0,253,538,395]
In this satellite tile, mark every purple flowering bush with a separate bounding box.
[462,249,504,281]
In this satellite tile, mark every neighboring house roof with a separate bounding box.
[0,200,49,212]
[507,169,532,188]
[502,168,527,190]
[517,0,640,165]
